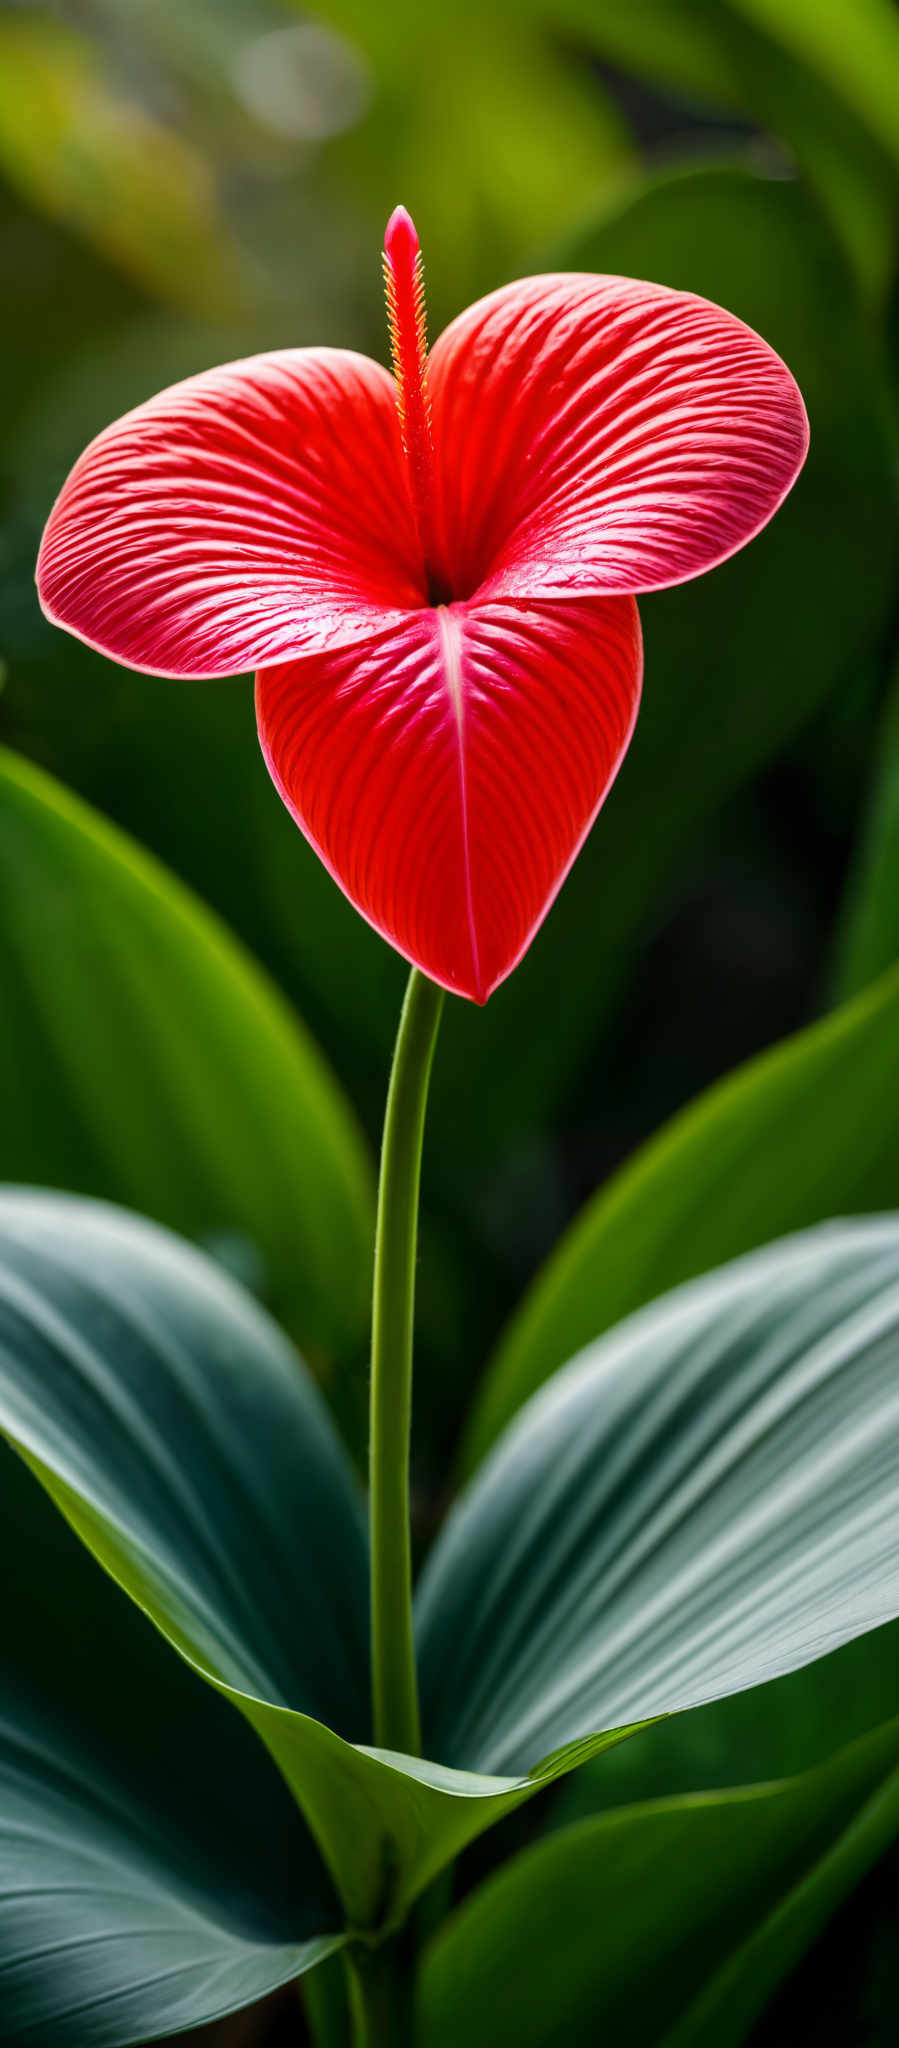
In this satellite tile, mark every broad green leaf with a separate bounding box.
[418,1223,899,1775]
[0,1192,371,1730]
[836,662,899,1000]
[0,17,247,316]
[426,163,898,1160]
[0,1437,342,2047]
[418,1716,899,2048]
[8,1198,899,1941]
[464,957,899,1468]
[0,748,373,1363]
[0,1192,634,1935]
[553,1619,899,1822]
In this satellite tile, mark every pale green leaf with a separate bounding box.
[10,1199,899,1945]
[553,1617,899,1821]
[465,958,899,1469]
[0,17,247,315]
[420,1224,899,1773]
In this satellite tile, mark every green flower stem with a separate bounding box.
[302,1952,353,2046]
[370,966,444,1757]
[348,1934,415,2046]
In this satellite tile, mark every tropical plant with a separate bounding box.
[2,180,897,2048]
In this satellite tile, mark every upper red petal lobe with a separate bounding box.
[36,350,424,677]
[428,274,809,603]
[256,594,641,1003]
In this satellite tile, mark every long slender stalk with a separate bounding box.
[347,1935,415,2047]
[369,966,444,1756]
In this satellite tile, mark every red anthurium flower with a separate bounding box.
[37,207,808,1002]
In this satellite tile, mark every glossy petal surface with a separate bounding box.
[428,273,809,603]
[256,595,641,1002]
[36,350,423,676]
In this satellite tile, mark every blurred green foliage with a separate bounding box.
[0,15,248,313]
[836,660,899,999]
[0,747,373,1366]
[1,1,898,2039]
[559,0,899,306]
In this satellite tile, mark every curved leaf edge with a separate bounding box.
[5,1425,649,1934]
[76,1940,347,2048]
[462,956,899,1473]
[12,1200,899,1944]
[418,1709,899,2048]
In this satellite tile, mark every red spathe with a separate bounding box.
[37,217,808,1002]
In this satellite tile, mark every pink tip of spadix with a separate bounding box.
[385,205,420,269]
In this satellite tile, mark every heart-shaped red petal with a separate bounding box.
[256,595,641,1002]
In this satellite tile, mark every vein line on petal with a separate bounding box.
[436,605,482,1001]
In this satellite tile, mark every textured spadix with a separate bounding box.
[37,217,808,1000]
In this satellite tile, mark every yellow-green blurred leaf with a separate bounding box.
[0,16,247,313]
[301,0,634,316]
